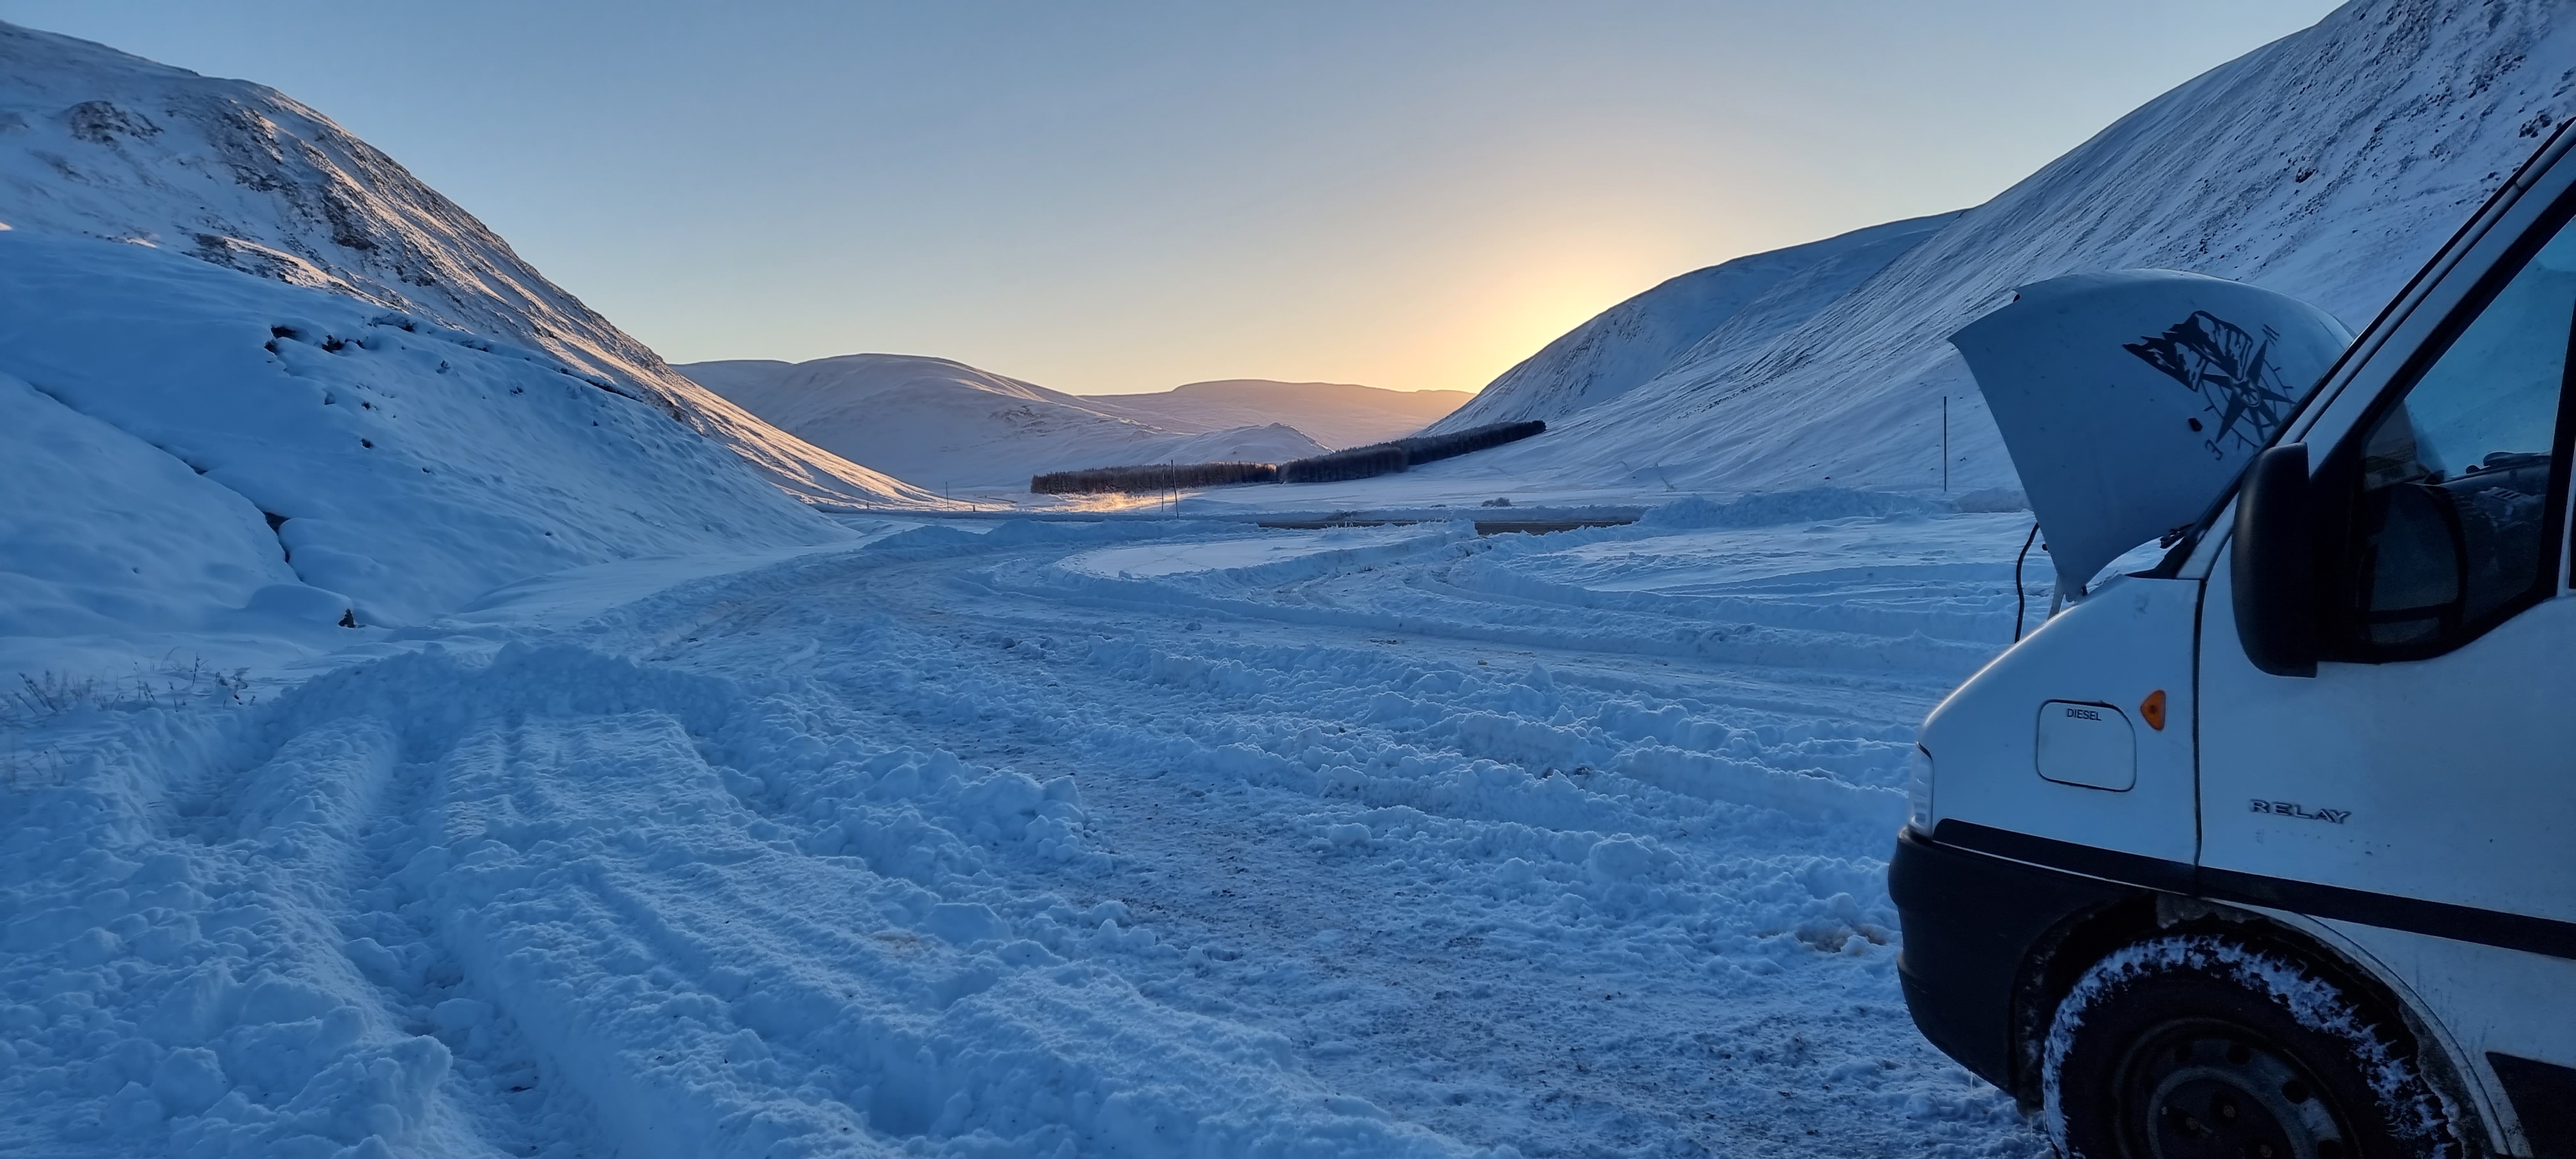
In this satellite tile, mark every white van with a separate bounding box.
[1894,122,2576,1159]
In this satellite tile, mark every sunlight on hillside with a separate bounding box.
[1417,230,1677,395]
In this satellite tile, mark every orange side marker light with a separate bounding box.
[2139,689,2167,731]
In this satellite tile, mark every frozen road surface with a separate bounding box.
[1,491,2054,1157]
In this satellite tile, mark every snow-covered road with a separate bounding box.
[3,492,2056,1157]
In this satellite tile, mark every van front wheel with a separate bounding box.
[2040,934,2459,1159]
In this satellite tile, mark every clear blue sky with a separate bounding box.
[3,1,2340,394]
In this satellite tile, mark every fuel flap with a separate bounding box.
[1951,270,2353,590]
[2035,700,2135,791]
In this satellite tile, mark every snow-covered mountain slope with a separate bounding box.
[0,19,936,509]
[1081,380,1471,449]
[1434,214,1961,431]
[681,355,1330,490]
[1438,0,2575,498]
[0,230,848,668]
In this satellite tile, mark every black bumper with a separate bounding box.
[1888,825,2135,1094]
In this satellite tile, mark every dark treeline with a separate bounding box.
[1028,420,1546,494]
[1276,443,1408,484]
[1396,420,1547,466]
[1030,461,1280,495]
[1281,420,1548,483]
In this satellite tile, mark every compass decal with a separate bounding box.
[2123,310,2305,457]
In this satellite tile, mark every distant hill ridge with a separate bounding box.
[1081,379,1470,449]
[677,353,1331,492]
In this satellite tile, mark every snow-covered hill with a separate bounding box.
[1081,380,1470,450]
[1438,0,2576,498]
[681,355,1331,491]
[1433,214,1961,431]
[0,19,934,509]
[0,230,850,673]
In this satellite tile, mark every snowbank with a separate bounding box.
[1633,487,1965,531]
[0,370,296,641]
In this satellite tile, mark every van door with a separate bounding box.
[2198,194,2576,1093]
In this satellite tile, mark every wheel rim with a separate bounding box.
[2112,1018,2354,1159]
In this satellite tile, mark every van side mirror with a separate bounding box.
[2232,443,2318,677]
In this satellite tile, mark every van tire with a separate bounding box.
[2038,934,2458,1159]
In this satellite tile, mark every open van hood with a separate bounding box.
[1950,270,2353,589]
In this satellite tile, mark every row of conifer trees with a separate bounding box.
[1030,420,1543,495]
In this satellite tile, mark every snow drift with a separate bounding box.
[1441,0,2576,499]
[0,19,936,509]
[680,354,1331,491]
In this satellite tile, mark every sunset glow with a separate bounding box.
[1,0,2340,395]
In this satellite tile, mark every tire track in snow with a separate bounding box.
[0,511,2048,1156]
[626,518,2047,1157]
[321,644,1473,1158]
